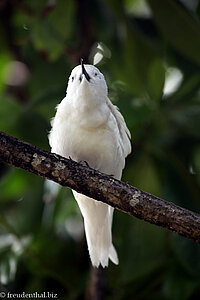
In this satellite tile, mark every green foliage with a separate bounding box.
[148,0,200,65]
[0,0,200,299]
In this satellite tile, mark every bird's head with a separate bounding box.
[66,60,108,101]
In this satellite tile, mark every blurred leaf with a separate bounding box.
[28,84,64,122]
[130,154,161,196]
[108,213,166,287]
[163,262,198,300]
[171,235,200,277]
[23,0,49,13]
[168,101,200,138]
[0,95,22,136]
[0,169,29,203]
[167,73,200,103]
[31,0,75,61]
[31,18,63,61]
[48,0,75,40]
[193,146,200,185]
[0,233,31,285]
[147,58,165,100]
[148,0,200,65]
[108,0,159,96]
[0,54,11,93]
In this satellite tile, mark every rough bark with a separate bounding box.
[0,130,200,243]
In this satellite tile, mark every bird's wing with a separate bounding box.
[106,97,131,158]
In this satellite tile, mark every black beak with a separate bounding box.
[80,58,90,82]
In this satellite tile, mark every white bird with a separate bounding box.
[49,60,131,267]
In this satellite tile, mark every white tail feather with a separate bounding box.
[73,191,118,267]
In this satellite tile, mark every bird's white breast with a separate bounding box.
[49,97,124,177]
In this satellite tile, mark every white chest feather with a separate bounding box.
[49,97,122,175]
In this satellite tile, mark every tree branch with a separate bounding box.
[0,130,200,242]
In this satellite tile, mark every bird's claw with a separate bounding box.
[78,160,90,168]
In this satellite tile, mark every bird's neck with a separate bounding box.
[68,92,109,129]
[71,88,104,112]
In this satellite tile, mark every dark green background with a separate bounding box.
[0,0,200,299]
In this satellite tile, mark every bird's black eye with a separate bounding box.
[94,73,98,76]
[72,76,74,82]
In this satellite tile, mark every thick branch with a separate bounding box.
[0,131,200,242]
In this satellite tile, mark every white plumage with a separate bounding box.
[49,62,131,267]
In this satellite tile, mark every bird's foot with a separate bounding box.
[108,174,114,177]
[78,160,90,168]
